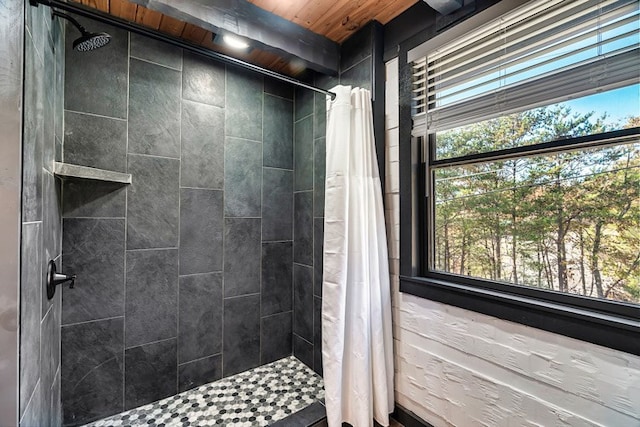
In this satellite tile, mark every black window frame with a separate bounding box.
[396,13,640,358]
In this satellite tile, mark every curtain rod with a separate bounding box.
[30,0,337,100]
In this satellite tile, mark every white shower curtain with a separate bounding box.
[322,85,394,427]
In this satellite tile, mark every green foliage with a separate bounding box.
[433,108,640,304]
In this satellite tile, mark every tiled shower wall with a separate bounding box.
[20,3,65,426]
[292,21,382,376]
[60,18,295,426]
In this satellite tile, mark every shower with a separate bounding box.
[52,10,111,51]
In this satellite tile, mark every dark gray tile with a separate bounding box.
[224,138,262,218]
[294,192,313,266]
[26,0,45,62]
[263,95,293,169]
[63,111,127,172]
[43,34,56,174]
[226,67,263,141]
[181,99,224,189]
[128,58,181,158]
[314,137,326,217]
[294,265,313,342]
[313,219,324,298]
[293,335,313,370]
[178,354,222,393]
[20,223,41,419]
[54,19,64,144]
[340,57,372,92]
[130,33,182,70]
[62,180,126,218]
[51,368,62,427]
[315,73,339,91]
[40,293,60,399]
[61,318,124,426]
[20,381,43,427]
[294,116,313,191]
[127,154,179,250]
[41,252,57,321]
[125,249,178,347]
[261,312,292,364]
[182,52,225,107]
[43,172,62,266]
[314,73,337,141]
[262,168,293,241]
[270,401,326,427]
[180,189,223,275]
[62,218,125,324]
[261,242,292,316]
[23,33,43,223]
[314,92,326,140]
[224,218,261,297]
[313,296,323,376]
[178,273,222,363]
[41,313,60,427]
[264,77,294,99]
[125,339,177,410]
[223,295,260,376]
[340,24,373,73]
[295,86,313,121]
[64,15,128,118]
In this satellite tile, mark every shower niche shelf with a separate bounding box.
[53,162,132,184]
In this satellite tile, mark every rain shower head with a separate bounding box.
[73,32,111,51]
[53,10,111,52]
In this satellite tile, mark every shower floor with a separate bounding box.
[84,357,324,427]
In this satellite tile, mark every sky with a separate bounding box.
[563,84,640,127]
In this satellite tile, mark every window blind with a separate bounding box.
[411,0,640,137]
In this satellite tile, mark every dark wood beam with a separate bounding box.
[130,0,340,75]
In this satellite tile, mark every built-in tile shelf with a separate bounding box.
[53,162,132,184]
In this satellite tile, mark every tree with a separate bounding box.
[432,106,639,304]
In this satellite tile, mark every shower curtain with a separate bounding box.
[322,85,394,427]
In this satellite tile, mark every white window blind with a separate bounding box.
[411,0,640,137]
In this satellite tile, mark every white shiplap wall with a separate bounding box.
[383,57,640,427]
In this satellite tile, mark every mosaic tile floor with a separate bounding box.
[84,357,324,427]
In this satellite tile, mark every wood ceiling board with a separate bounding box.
[109,0,138,21]
[135,5,163,29]
[80,0,109,13]
[250,0,418,42]
[129,0,339,74]
[375,0,419,24]
[180,22,208,44]
[325,0,417,42]
[158,14,186,37]
[305,0,353,35]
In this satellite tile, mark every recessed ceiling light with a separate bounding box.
[222,34,250,50]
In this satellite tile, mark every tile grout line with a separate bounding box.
[260,77,265,366]
[221,62,227,378]
[311,78,316,371]
[122,29,131,412]
[129,54,182,72]
[176,45,184,393]
[292,87,297,359]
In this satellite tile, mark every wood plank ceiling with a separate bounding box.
[70,0,418,75]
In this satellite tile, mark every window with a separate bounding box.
[403,0,640,353]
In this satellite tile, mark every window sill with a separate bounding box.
[399,275,640,356]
